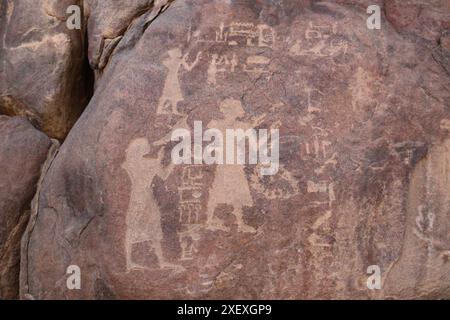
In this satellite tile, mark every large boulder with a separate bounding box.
[0,0,92,139]
[22,0,450,299]
[0,116,53,299]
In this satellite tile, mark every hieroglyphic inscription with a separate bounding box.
[189,22,275,85]
[292,84,339,268]
[289,21,348,58]
[178,166,204,260]
[188,22,275,48]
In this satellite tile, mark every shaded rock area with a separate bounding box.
[17,0,450,299]
[0,116,53,299]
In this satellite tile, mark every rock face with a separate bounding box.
[21,0,450,299]
[0,116,53,299]
[84,0,173,80]
[0,0,92,139]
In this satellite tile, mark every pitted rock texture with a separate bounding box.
[21,0,450,299]
[0,116,52,299]
[0,0,92,139]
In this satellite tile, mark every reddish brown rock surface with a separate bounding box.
[12,0,450,299]
[0,116,53,299]
[0,0,92,139]
[84,0,172,80]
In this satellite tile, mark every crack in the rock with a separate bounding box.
[94,0,175,73]
[20,139,60,299]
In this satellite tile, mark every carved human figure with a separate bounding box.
[157,48,202,115]
[205,99,263,233]
[207,54,219,86]
[122,138,180,271]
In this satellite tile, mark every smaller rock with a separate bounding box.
[0,116,52,299]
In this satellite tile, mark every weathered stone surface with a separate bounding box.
[0,0,92,139]
[384,0,450,41]
[22,0,450,299]
[85,0,172,80]
[0,116,53,299]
